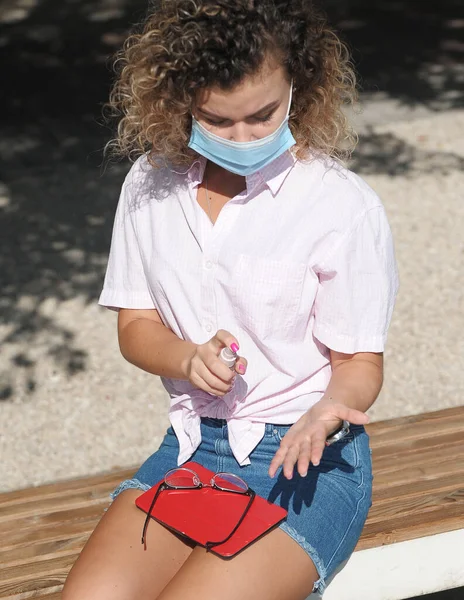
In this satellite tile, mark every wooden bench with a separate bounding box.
[1,406,464,600]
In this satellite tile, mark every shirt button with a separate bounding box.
[205,324,213,333]
[205,261,213,269]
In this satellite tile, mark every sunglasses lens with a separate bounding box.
[165,468,199,488]
[213,473,248,493]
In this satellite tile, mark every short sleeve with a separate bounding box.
[313,206,399,353]
[98,168,156,311]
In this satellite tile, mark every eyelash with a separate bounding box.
[206,114,273,127]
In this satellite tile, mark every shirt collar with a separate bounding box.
[180,151,296,195]
[188,156,207,186]
[171,156,207,187]
[249,150,297,196]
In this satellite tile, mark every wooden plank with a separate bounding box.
[1,580,64,600]
[356,504,464,551]
[2,586,63,600]
[0,503,107,535]
[366,407,464,448]
[372,458,464,490]
[371,445,464,485]
[366,406,464,434]
[0,554,74,594]
[0,485,113,523]
[3,515,100,550]
[370,430,464,460]
[0,469,134,508]
[0,535,88,567]
[372,473,464,503]
[367,486,464,524]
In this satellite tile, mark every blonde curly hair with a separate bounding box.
[106,0,358,167]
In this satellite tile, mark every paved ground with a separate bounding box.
[0,2,463,597]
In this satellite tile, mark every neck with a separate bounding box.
[206,161,246,186]
[203,161,247,200]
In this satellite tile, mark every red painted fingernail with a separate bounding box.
[238,364,245,373]
[230,343,239,353]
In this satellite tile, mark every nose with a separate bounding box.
[229,122,253,143]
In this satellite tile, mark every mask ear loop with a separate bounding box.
[286,80,294,120]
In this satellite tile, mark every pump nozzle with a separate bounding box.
[219,347,238,369]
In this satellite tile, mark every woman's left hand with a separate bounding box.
[268,399,370,479]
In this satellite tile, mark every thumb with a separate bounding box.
[334,404,370,425]
[212,329,239,353]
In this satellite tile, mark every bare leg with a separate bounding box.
[62,489,196,600]
[157,527,318,600]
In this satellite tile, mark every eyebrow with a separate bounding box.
[197,100,280,120]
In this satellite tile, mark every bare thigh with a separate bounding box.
[157,527,318,600]
[62,489,196,600]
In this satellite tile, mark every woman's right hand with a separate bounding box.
[182,329,247,397]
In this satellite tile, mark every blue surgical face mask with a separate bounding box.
[188,84,296,176]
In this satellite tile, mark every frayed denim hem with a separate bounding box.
[279,521,327,596]
[110,478,151,502]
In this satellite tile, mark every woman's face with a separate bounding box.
[193,61,291,143]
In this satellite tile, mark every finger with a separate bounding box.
[212,329,240,354]
[196,364,232,396]
[282,443,300,480]
[190,372,227,397]
[309,432,327,467]
[268,444,289,478]
[332,404,370,425]
[297,439,311,477]
[196,349,235,383]
[205,354,236,383]
[235,357,248,375]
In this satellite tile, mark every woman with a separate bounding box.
[63,1,398,599]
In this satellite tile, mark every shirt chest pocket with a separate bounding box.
[228,254,307,341]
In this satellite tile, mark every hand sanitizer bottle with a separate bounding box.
[219,347,238,370]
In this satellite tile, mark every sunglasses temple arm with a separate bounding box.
[141,484,164,545]
[205,490,256,550]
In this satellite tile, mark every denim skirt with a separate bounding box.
[111,417,372,595]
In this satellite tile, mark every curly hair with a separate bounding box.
[106,0,358,167]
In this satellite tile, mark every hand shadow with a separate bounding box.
[267,444,355,515]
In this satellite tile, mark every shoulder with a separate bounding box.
[293,154,383,217]
[287,155,393,269]
[119,154,187,213]
[122,154,172,194]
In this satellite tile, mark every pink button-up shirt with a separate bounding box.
[99,151,398,466]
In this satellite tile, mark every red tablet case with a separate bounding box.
[135,461,288,558]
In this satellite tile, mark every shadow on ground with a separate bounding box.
[0,0,463,399]
[324,0,464,110]
[408,588,464,600]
